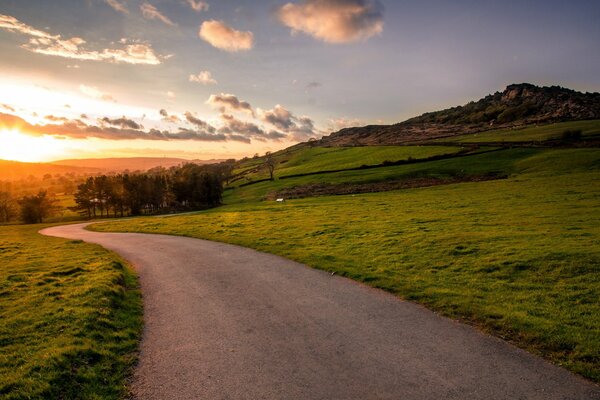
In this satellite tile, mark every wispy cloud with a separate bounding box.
[199,20,254,52]
[79,84,116,102]
[0,14,164,65]
[187,0,209,12]
[140,3,176,26]
[104,0,129,14]
[189,71,217,85]
[184,111,215,132]
[277,0,384,44]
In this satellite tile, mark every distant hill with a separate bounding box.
[0,159,100,181]
[51,157,225,172]
[321,83,600,146]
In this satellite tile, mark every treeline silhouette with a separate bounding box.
[72,163,229,219]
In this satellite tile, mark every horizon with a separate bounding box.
[1,0,599,162]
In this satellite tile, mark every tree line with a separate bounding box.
[72,163,227,219]
[0,162,232,224]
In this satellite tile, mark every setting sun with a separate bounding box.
[0,129,69,162]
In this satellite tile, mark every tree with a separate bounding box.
[19,191,57,224]
[0,191,17,222]
[264,152,275,181]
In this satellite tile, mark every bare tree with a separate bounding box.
[264,152,275,181]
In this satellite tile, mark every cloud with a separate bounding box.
[258,104,319,140]
[189,71,217,85]
[184,111,215,133]
[199,20,254,52]
[328,117,364,131]
[159,109,181,123]
[140,3,176,26]
[0,13,164,65]
[44,115,70,123]
[170,128,226,141]
[218,114,286,142]
[79,84,116,102]
[105,0,129,14]
[167,91,175,99]
[1,104,15,112]
[276,0,384,43]
[187,0,209,12]
[0,112,230,142]
[100,116,142,130]
[258,104,295,131]
[206,93,253,115]
[305,81,322,91]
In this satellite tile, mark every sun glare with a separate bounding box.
[0,129,69,162]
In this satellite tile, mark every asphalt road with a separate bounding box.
[41,223,600,400]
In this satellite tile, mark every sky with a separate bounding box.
[0,0,599,162]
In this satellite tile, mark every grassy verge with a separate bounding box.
[92,150,600,382]
[0,224,142,399]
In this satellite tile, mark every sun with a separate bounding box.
[0,129,70,162]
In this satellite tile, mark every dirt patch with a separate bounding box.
[266,174,506,200]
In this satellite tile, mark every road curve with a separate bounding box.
[40,223,599,400]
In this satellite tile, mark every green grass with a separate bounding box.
[231,145,465,183]
[445,119,600,143]
[225,147,537,203]
[0,224,142,399]
[92,147,600,382]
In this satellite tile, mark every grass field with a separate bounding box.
[443,119,600,143]
[92,147,600,382]
[0,225,142,399]
[225,147,538,203]
[231,145,466,183]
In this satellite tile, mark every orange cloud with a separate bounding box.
[199,20,254,52]
[277,0,384,43]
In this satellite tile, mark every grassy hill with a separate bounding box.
[318,84,600,146]
[51,157,224,173]
[92,120,600,382]
[0,159,100,181]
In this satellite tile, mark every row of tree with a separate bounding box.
[0,162,230,224]
[0,190,58,224]
[71,163,225,219]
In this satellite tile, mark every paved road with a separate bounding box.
[41,223,600,400]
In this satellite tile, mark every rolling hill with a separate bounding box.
[51,157,225,172]
[320,83,600,146]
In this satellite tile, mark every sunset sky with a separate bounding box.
[0,0,599,162]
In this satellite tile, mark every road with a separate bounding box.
[41,223,600,400]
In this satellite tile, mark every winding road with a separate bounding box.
[41,223,600,400]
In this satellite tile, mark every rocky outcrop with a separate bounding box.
[320,83,600,146]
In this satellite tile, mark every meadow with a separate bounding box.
[93,146,600,382]
[232,145,464,182]
[0,224,142,399]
